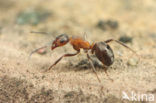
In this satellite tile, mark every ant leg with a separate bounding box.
[105,39,137,53]
[48,51,80,71]
[29,45,48,59]
[86,53,101,83]
[103,66,113,82]
[105,39,141,59]
[29,41,52,59]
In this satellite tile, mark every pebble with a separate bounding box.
[127,58,138,66]
[119,35,132,43]
[97,19,119,31]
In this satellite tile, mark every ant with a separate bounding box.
[30,33,138,83]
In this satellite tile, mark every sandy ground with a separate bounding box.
[0,0,156,103]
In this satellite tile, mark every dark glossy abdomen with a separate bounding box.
[94,42,114,66]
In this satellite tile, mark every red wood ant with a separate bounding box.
[30,33,138,82]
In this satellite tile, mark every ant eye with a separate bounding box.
[60,38,68,43]
[56,34,69,44]
[107,45,110,49]
[106,45,110,49]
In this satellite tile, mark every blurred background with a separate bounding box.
[0,0,156,55]
[0,0,156,102]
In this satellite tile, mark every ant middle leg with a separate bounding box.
[86,53,101,83]
[48,51,80,71]
[103,65,113,82]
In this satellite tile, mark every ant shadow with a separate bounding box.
[37,59,104,73]
[37,57,117,82]
[73,58,104,71]
[37,56,123,75]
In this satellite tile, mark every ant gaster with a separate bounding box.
[30,33,138,82]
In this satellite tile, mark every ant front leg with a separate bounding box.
[29,45,48,59]
[86,53,101,83]
[48,51,80,71]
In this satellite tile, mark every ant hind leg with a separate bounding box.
[105,39,137,54]
[103,65,113,82]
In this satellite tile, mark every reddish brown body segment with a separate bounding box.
[70,36,91,51]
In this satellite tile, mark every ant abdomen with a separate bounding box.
[92,42,114,66]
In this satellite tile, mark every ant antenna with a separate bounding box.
[28,31,54,59]
[30,31,51,35]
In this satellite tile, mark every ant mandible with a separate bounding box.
[30,33,138,83]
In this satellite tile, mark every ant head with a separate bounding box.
[51,34,69,50]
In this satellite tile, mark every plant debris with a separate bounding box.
[16,8,51,25]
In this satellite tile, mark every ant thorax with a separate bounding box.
[70,36,91,50]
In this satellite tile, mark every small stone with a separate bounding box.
[106,20,119,29]
[97,20,119,31]
[119,35,132,43]
[127,58,138,66]
[149,33,156,41]
[64,91,76,98]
